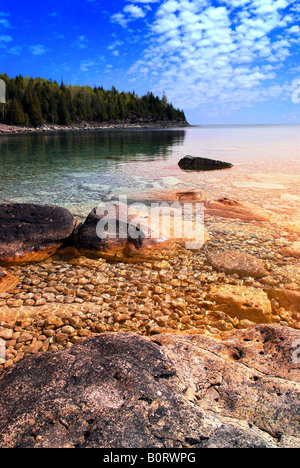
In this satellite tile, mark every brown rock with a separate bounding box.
[0,327,299,448]
[17,333,33,343]
[44,316,64,329]
[127,188,207,204]
[281,242,300,259]
[0,203,75,265]
[268,289,300,315]
[0,329,13,341]
[23,341,43,354]
[75,204,207,262]
[204,198,274,221]
[205,284,273,324]
[207,250,268,278]
[0,267,19,293]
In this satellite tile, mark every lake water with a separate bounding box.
[0,124,300,363]
[0,125,299,227]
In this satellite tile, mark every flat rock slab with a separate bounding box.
[204,198,274,222]
[205,284,273,324]
[179,155,233,171]
[207,250,269,278]
[0,204,74,265]
[0,326,299,448]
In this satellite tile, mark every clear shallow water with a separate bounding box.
[0,125,299,225]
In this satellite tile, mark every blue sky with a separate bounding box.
[0,0,300,124]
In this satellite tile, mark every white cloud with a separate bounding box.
[28,44,47,55]
[128,0,297,114]
[124,4,146,18]
[80,60,96,72]
[0,34,12,43]
[111,12,130,28]
[111,2,149,28]
[73,35,89,50]
[8,45,22,55]
[289,24,300,33]
[0,18,10,28]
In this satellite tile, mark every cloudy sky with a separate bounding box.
[1,0,300,124]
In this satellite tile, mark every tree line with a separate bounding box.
[0,74,187,127]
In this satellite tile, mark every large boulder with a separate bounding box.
[75,204,207,262]
[0,326,299,448]
[178,155,233,171]
[0,204,75,265]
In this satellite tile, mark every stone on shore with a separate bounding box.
[0,204,75,265]
[207,250,269,278]
[178,155,233,171]
[205,284,273,324]
[0,326,299,448]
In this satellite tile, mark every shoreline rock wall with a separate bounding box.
[0,120,190,136]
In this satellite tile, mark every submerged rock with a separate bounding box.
[281,242,300,259]
[127,188,207,205]
[207,250,269,278]
[178,155,233,171]
[76,204,207,262]
[205,284,273,324]
[268,288,300,315]
[0,326,299,448]
[204,198,274,222]
[0,204,74,265]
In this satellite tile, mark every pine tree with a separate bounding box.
[57,92,71,125]
[5,99,26,125]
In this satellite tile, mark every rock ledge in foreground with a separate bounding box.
[0,325,299,448]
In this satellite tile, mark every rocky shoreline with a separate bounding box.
[0,196,299,372]
[0,178,299,447]
[0,326,299,448]
[0,120,190,136]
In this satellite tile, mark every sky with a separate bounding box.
[0,0,300,125]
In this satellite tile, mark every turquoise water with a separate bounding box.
[0,126,299,223]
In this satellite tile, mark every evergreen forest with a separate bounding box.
[0,74,187,127]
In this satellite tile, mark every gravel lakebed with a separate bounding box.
[1,214,299,371]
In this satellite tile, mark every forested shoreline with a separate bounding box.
[0,74,187,128]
